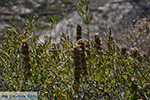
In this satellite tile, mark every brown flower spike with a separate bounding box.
[130,47,138,58]
[77,39,88,76]
[120,45,127,55]
[76,22,82,41]
[21,39,32,78]
[72,45,82,93]
[94,33,102,53]
[21,39,29,55]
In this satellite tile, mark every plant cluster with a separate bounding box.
[0,0,150,99]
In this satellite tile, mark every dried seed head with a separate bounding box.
[72,44,83,90]
[77,22,81,35]
[77,39,85,51]
[94,33,102,50]
[138,53,143,61]
[73,45,81,67]
[73,45,81,51]
[130,47,138,57]
[74,67,82,80]
[77,39,84,47]
[77,39,84,45]
[21,39,29,55]
[24,64,32,77]
[84,42,88,48]
[22,39,28,43]
[76,22,82,41]
[121,45,127,55]
[21,39,32,78]
[94,33,100,38]
[77,39,88,76]
[94,33,100,42]
[110,35,113,41]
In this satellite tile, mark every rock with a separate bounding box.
[37,1,134,43]
[12,6,31,14]
[0,0,150,45]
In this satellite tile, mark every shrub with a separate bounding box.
[0,0,150,99]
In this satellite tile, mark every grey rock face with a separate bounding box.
[37,1,133,43]
[0,0,150,44]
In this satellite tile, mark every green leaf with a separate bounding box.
[49,25,54,30]
[77,11,86,22]
[83,31,87,34]
[74,4,82,10]
[121,92,125,98]
[104,35,108,41]
[80,0,85,6]
[44,36,48,40]
[10,14,16,21]
[139,28,146,36]
[146,27,149,36]
[86,5,88,13]
[80,10,86,14]
[48,17,54,23]
[5,26,12,29]
[88,14,92,24]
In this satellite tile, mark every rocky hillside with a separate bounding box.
[0,0,77,43]
[37,0,150,43]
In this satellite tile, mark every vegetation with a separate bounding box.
[0,0,150,99]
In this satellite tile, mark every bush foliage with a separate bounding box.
[0,0,150,99]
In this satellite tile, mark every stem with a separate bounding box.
[85,14,90,42]
[87,24,90,42]
[85,13,90,51]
